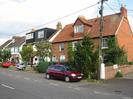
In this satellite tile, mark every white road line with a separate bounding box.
[24,77,30,80]
[122,97,132,99]
[68,86,73,88]
[1,84,15,90]
[49,83,59,86]
[34,80,42,83]
[73,87,81,91]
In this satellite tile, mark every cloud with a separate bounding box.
[9,0,27,3]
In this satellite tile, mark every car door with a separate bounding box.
[54,66,65,80]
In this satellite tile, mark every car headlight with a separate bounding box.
[71,74,76,77]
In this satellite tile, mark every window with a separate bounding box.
[60,55,65,62]
[59,43,64,51]
[38,30,44,38]
[72,41,78,51]
[102,38,108,49]
[26,33,33,39]
[74,25,84,33]
[52,56,57,62]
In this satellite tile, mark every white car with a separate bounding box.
[16,62,26,70]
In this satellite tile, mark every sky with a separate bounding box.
[0,0,133,45]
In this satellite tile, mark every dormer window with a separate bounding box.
[26,33,33,39]
[74,24,84,33]
[38,30,44,38]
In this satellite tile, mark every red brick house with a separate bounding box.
[51,7,133,63]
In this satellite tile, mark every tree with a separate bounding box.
[35,40,52,62]
[20,44,34,65]
[104,37,127,65]
[68,34,98,78]
[0,50,11,61]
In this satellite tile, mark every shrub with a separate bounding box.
[115,70,123,78]
[128,61,133,65]
[36,61,49,73]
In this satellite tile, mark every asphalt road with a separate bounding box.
[0,68,133,99]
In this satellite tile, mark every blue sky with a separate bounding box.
[0,0,133,45]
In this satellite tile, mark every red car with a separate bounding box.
[46,64,83,82]
[1,61,13,68]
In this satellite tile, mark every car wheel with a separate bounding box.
[65,76,70,82]
[46,74,50,79]
[22,67,26,71]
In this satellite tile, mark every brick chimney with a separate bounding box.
[31,28,35,32]
[120,6,127,18]
[56,22,62,31]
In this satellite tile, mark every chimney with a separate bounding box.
[56,22,62,31]
[31,28,35,32]
[120,6,127,18]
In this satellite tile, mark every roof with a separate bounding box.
[0,39,12,49]
[8,36,26,47]
[52,13,123,43]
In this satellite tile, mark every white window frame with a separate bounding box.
[72,41,78,51]
[59,43,64,51]
[74,24,84,33]
[102,38,108,49]
[26,33,33,39]
[60,55,65,62]
[38,30,44,39]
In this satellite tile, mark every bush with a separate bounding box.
[115,70,123,78]
[128,61,133,65]
[36,61,49,73]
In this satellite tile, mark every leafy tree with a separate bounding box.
[0,50,11,61]
[68,34,98,78]
[104,37,127,65]
[20,44,34,65]
[35,40,52,62]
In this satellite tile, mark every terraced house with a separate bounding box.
[51,6,133,63]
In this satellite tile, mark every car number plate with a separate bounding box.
[77,76,82,79]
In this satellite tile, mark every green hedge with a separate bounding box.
[36,61,49,73]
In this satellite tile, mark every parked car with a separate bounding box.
[45,64,83,82]
[1,61,12,68]
[16,62,26,70]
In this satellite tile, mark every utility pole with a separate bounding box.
[99,0,108,79]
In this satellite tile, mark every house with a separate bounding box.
[0,36,26,63]
[26,27,56,44]
[25,25,61,64]
[51,6,133,63]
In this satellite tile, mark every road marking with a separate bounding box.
[94,91,111,96]
[49,83,59,86]
[34,80,42,83]
[122,97,132,99]
[24,77,30,80]
[68,86,73,88]
[1,84,15,90]
[73,87,81,91]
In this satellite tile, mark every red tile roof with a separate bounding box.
[53,13,122,43]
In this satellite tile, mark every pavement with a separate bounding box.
[0,67,133,99]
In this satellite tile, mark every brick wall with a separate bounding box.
[105,65,133,79]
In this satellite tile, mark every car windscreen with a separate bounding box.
[65,66,72,71]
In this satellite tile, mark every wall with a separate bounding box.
[116,17,133,62]
[105,65,133,79]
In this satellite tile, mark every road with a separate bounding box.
[0,68,133,99]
